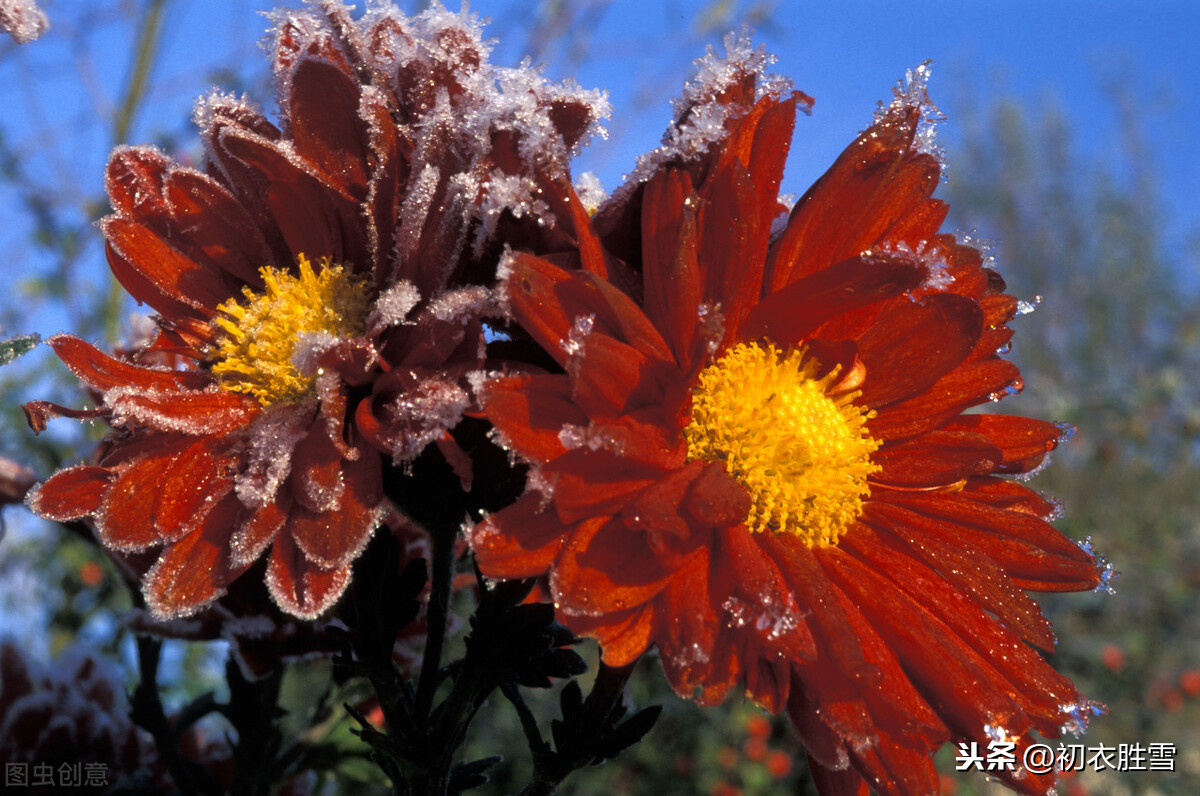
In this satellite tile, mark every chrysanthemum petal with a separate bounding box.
[698,158,768,344]
[763,105,938,291]
[940,414,1062,474]
[867,359,1021,441]
[875,491,1099,590]
[26,466,110,521]
[553,516,676,615]
[641,169,702,362]
[470,491,570,578]
[102,218,233,316]
[290,423,348,514]
[855,294,982,409]
[959,476,1059,518]
[216,125,367,265]
[230,499,289,569]
[485,374,587,461]
[557,270,674,364]
[816,544,1028,739]
[288,452,383,570]
[656,548,730,702]
[504,252,578,367]
[545,448,664,524]
[740,252,926,348]
[871,430,1002,487]
[287,58,370,195]
[153,438,236,543]
[47,334,209,394]
[107,147,271,287]
[106,387,260,435]
[266,530,352,621]
[97,444,193,551]
[559,602,656,668]
[841,528,1085,737]
[861,501,1056,650]
[806,753,869,796]
[142,492,246,619]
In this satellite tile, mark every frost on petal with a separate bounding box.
[234,402,315,507]
[266,531,352,620]
[105,385,260,435]
[0,0,47,44]
[24,466,109,522]
[623,32,792,188]
[423,285,495,327]
[573,172,608,215]
[474,172,552,248]
[376,379,472,464]
[367,281,422,334]
[874,61,946,170]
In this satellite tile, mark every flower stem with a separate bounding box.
[129,635,200,796]
[414,514,455,720]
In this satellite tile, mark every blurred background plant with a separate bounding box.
[1,1,1197,794]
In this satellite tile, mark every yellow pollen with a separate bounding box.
[211,255,371,407]
[684,342,880,546]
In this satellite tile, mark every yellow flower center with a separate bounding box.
[211,255,371,407]
[684,342,880,546]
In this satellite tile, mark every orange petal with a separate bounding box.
[266,530,352,620]
[27,466,110,521]
[107,387,260,435]
[142,492,246,619]
[871,430,1002,488]
[470,491,569,579]
[48,334,209,393]
[288,452,383,570]
[287,58,369,195]
[855,294,982,409]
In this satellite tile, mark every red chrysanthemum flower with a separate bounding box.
[470,43,1109,795]
[23,3,608,620]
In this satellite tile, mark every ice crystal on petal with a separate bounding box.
[623,32,790,188]
[673,30,790,118]
[1017,295,1042,316]
[722,592,802,642]
[667,641,711,671]
[394,163,444,268]
[0,0,48,44]
[875,60,946,170]
[696,302,725,355]
[474,172,552,249]
[955,229,999,270]
[525,465,558,508]
[1014,452,1052,482]
[379,380,471,464]
[560,313,595,359]
[1058,699,1108,737]
[557,422,624,455]
[235,402,314,507]
[290,331,340,377]
[573,172,607,214]
[1077,536,1120,595]
[367,281,422,333]
[866,240,953,289]
[426,285,495,325]
[104,385,251,435]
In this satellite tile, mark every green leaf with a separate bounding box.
[0,333,39,366]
